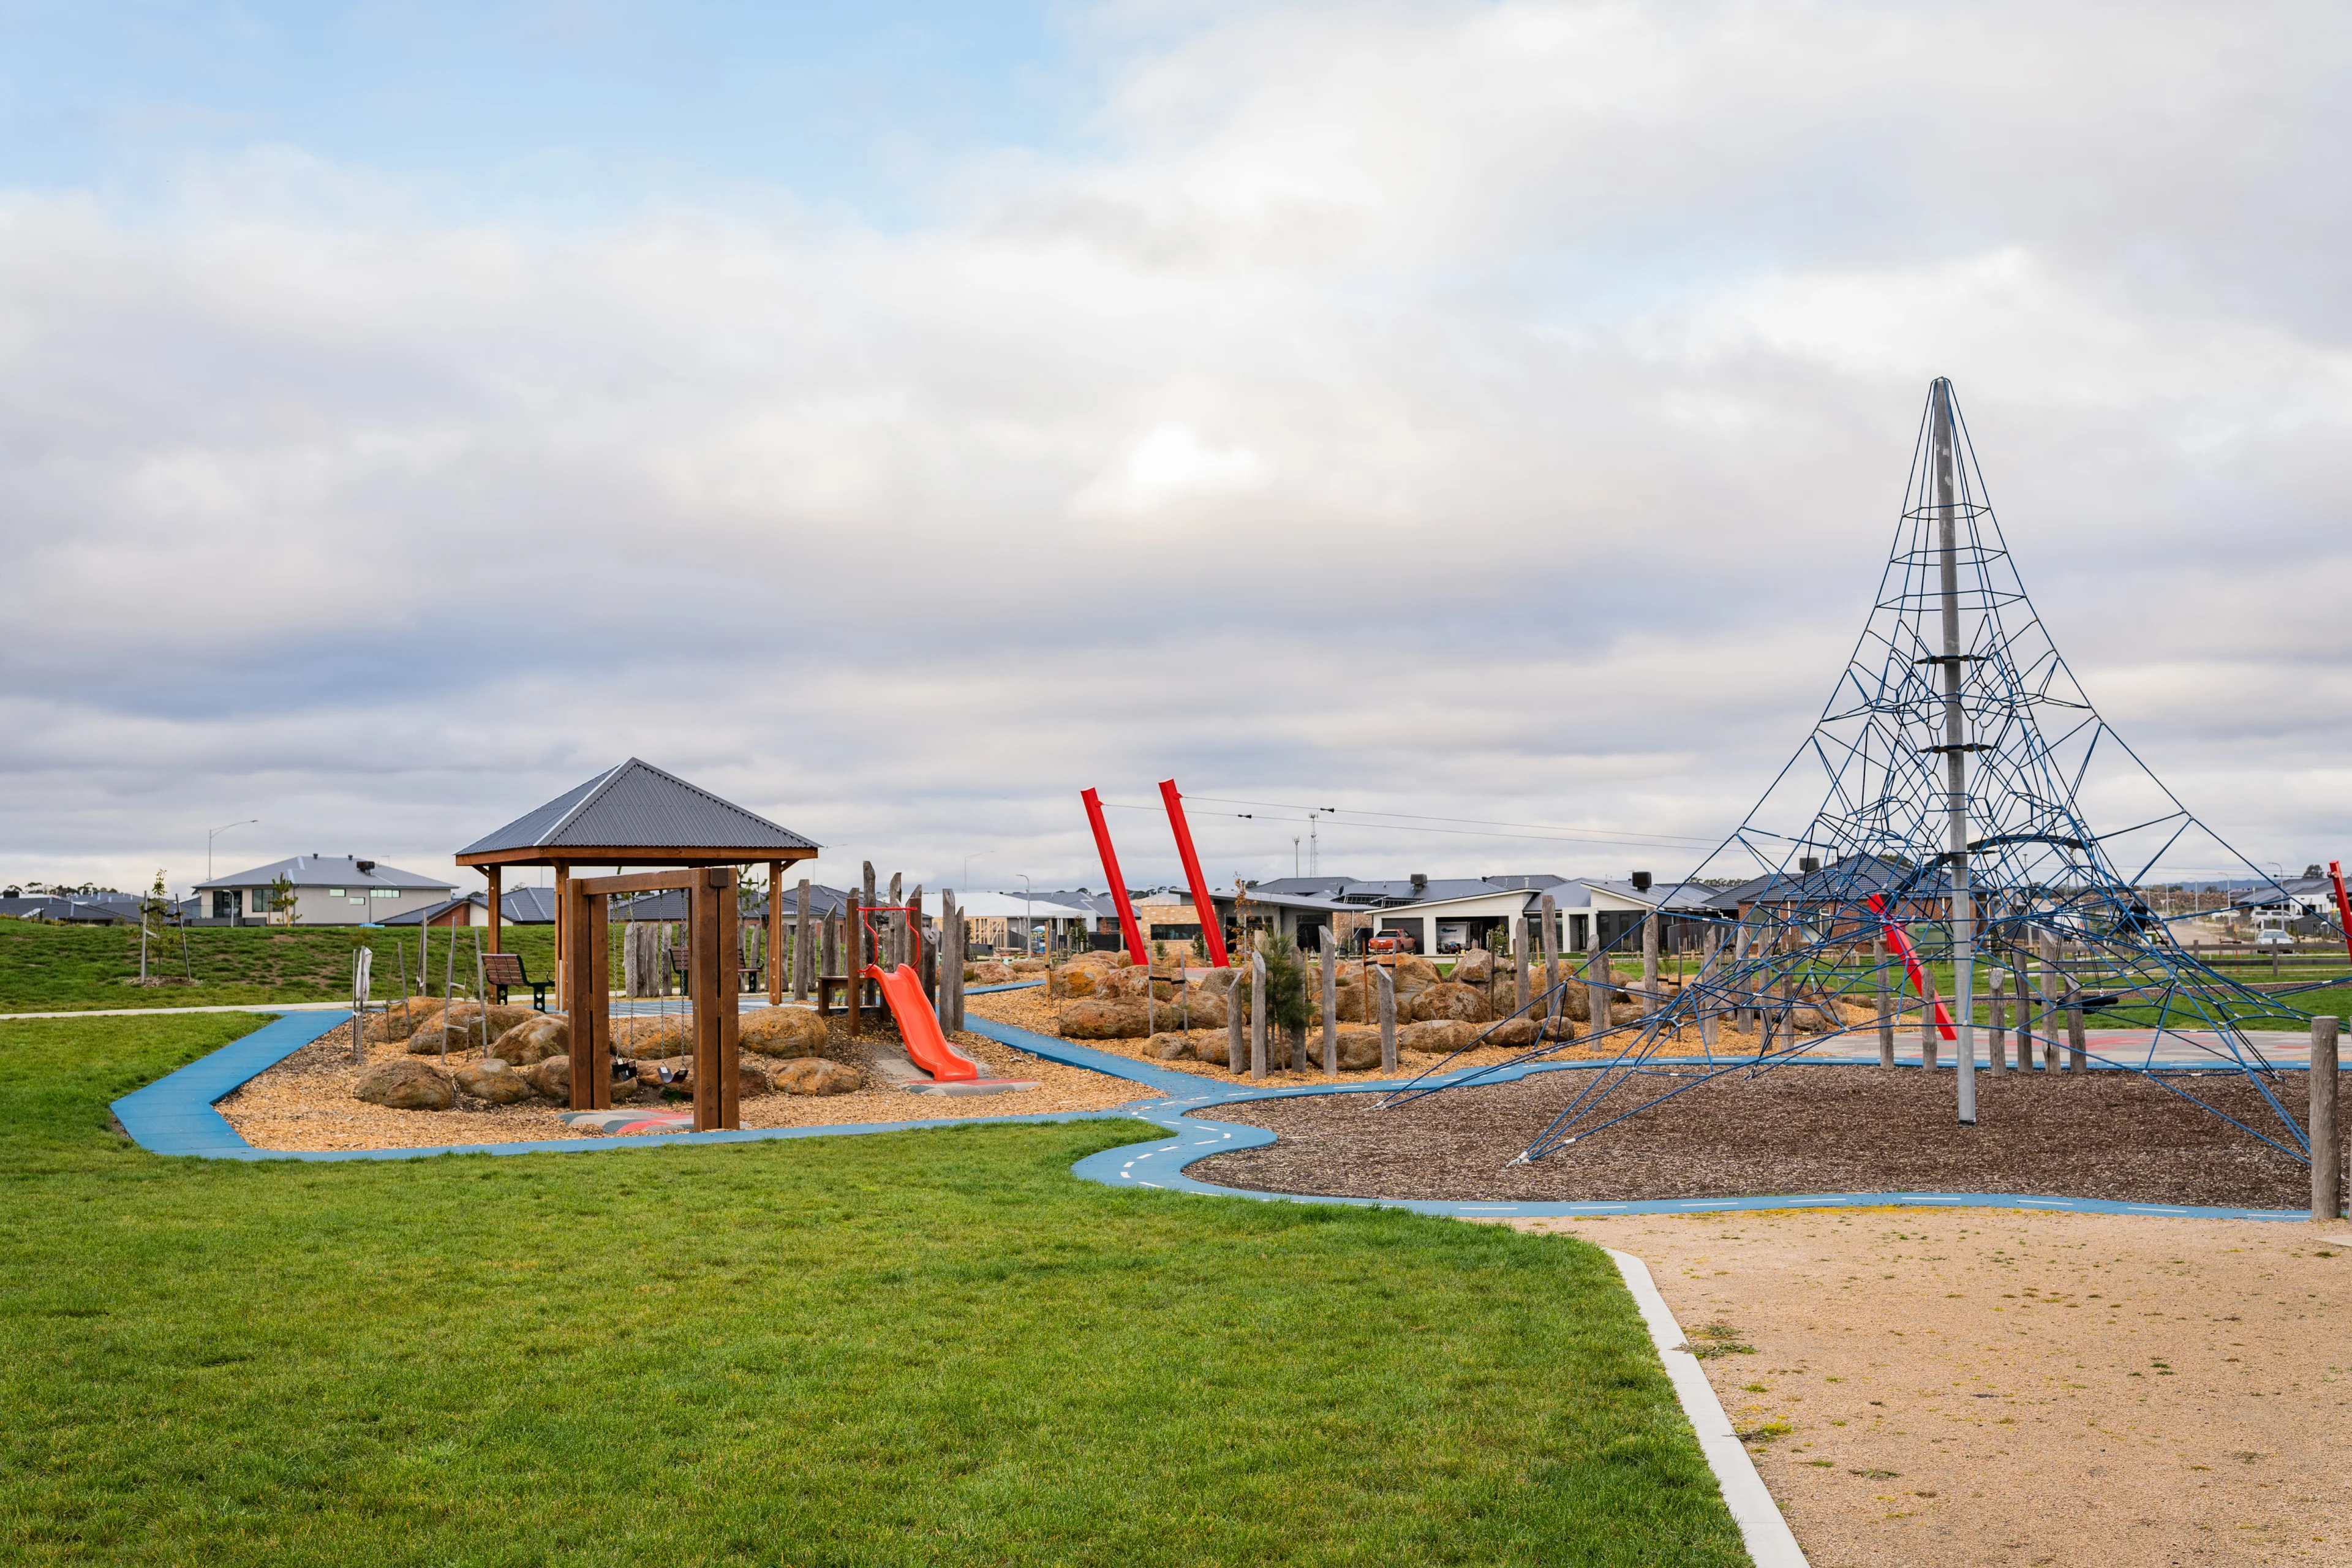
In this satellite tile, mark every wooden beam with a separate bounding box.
[484,864,502,954]
[552,863,570,1010]
[571,868,710,897]
[767,861,785,1007]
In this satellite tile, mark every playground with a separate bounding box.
[23,381,2352,1565]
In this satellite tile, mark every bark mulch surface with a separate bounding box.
[1189,1065,2329,1209]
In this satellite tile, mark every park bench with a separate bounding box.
[481,951,552,1012]
[666,944,764,996]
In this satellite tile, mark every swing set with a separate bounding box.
[563,867,745,1131]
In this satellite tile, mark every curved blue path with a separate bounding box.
[104,994,2306,1220]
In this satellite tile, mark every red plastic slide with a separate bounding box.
[862,963,977,1082]
[1866,894,1956,1041]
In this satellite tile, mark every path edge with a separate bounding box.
[1606,1246,1809,1568]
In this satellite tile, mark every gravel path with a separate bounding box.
[1517,1208,2352,1567]
[1189,1064,2328,1210]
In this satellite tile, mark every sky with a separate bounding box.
[4,1,2350,902]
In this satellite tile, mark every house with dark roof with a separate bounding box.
[192,855,458,926]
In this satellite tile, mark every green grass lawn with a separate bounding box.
[0,923,570,1013]
[0,1014,1746,1567]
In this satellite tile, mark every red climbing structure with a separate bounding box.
[1080,787,1148,961]
[1158,778,1228,968]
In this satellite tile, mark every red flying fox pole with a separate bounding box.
[2328,861,2352,968]
[1080,788,1148,962]
[1159,779,1229,968]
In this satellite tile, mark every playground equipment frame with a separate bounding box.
[564,867,742,1132]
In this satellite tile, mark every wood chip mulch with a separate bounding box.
[1187,1064,2334,1209]
[216,1006,1151,1153]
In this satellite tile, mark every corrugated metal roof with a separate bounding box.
[381,893,488,925]
[458,758,820,858]
[196,855,455,892]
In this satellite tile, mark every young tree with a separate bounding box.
[265,872,297,925]
[137,870,173,984]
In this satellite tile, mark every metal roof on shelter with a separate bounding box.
[456,758,819,863]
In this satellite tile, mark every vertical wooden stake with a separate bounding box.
[1321,933,1338,1077]
[1986,965,2008,1076]
[2313,1015,2341,1223]
[1641,909,1660,1014]
[793,878,812,1001]
[2066,1006,2087,1072]
[1875,940,1895,1067]
[1583,946,1608,1050]
[888,872,905,971]
[2039,933,2061,1071]
[1539,894,1559,999]
[1698,927,1720,1059]
[1514,919,1531,1017]
[1250,951,1267,1080]
[1376,965,1396,1074]
[1224,967,1246,1073]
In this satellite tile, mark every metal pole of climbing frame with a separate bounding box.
[1933,378,1978,1125]
[1080,788,1148,965]
[1158,780,1229,968]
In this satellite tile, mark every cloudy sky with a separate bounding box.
[4,1,2348,900]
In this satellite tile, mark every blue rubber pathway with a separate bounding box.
[104,992,2307,1219]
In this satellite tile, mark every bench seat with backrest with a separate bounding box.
[666,943,763,995]
[481,951,552,1012]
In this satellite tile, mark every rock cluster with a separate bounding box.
[353,1006,865,1110]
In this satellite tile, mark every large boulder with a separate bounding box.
[1173,987,1228,1029]
[403,1001,537,1053]
[353,1058,456,1110]
[1047,967,1098,999]
[1399,1020,1477,1054]
[739,1007,829,1059]
[774,1058,861,1096]
[737,1061,774,1098]
[363,998,440,1043]
[454,1059,533,1104]
[1485,1017,1544,1049]
[963,962,1013,985]
[1406,982,1491,1025]
[491,1014,570,1066]
[612,1014,688,1058]
[526,1055,572,1101]
[1058,1000,1151,1040]
[1392,956,1442,995]
[1148,1032,1196,1061]
[1193,966,1239,997]
[1450,949,1496,986]
[1335,1029,1386,1071]
[1005,959,1047,974]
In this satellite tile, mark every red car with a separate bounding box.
[1366,931,1418,954]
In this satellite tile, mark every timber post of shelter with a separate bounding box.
[565,867,742,1133]
[767,861,786,1008]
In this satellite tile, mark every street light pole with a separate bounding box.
[207,819,258,883]
[1019,873,1034,959]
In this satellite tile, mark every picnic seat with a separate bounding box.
[665,944,763,994]
[481,951,552,1012]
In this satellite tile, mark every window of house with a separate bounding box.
[211,891,238,919]
[370,889,401,899]
[249,889,273,911]
[326,888,344,897]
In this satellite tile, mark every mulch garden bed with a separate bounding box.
[1187,1063,2332,1208]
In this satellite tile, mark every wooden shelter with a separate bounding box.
[455,759,821,1128]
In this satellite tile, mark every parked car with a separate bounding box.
[1366,931,1418,954]
[2252,916,2294,951]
